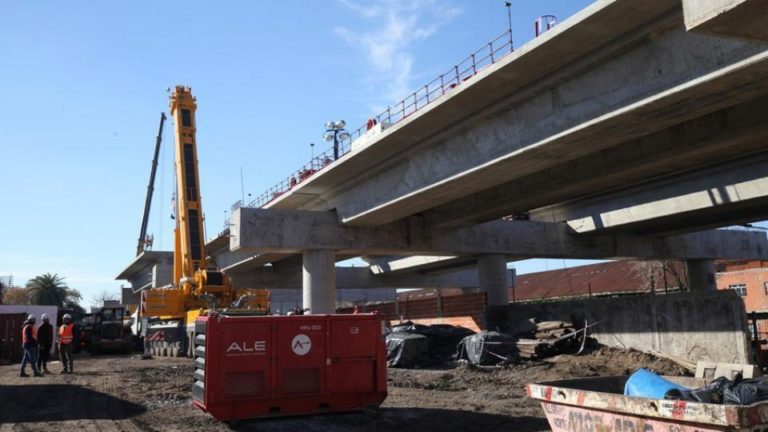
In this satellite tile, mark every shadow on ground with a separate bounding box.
[0,384,145,423]
[232,407,549,432]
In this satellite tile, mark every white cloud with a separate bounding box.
[335,0,461,107]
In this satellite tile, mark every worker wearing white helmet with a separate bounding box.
[36,314,54,373]
[58,314,75,374]
[20,314,42,377]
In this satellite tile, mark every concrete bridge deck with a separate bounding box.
[121,0,768,316]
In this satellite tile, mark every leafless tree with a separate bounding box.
[91,289,119,307]
[632,260,689,293]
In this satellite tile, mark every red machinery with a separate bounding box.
[193,313,387,422]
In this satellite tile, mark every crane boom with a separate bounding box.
[169,87,207,291]
[138,86,270,358]
[136,112,167,256]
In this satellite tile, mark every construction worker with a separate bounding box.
[58,314,75,374]
[20,314,42,377]
[36,314,53,373]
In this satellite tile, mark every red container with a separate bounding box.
[193,313,387,422]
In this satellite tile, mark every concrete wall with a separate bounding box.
[507,290,750,364]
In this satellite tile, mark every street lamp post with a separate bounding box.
[504,2,513,50]
[323,120,351,161]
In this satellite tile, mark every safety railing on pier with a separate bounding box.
[246,30,514,209]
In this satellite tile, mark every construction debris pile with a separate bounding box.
[455,330,518,365]
[515,320,590,359]
[386,322,475,368]
[386,318,595,368]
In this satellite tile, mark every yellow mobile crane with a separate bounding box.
[142,86,269,357]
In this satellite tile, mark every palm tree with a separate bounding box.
[26,273,69,306]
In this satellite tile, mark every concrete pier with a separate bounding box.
[478,254,509,306]
[302,250,336,314]
[687,259,718,291]
[478,254,510,332]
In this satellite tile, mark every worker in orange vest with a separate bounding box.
[20,314,43,377]
[58,314,75,374]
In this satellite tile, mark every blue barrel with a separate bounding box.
[624,368,689,399]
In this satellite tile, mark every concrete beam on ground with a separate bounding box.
[228,266,510,290]
[684,0,768,42]
[529,154,768,235]
[231,208,768,260]
[423,97,768,229]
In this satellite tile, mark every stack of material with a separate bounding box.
[516,321,580,359]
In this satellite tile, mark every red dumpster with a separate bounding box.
[193,313,387,422]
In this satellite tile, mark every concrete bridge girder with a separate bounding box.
[529,153,768,235]
[424,97,768,229]
[324,21,768,227]
[227,265,515,291]
[230,208,768,261]
[684,0,768,43]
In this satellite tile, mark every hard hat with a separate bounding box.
[63,314,72,320]
[41,314,49,321]
[27,314,36,322]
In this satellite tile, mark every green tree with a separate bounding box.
[26,273,72,307]
[64,289,86,315]
[2,286,30,305]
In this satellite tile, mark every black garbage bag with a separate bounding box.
[385,332,430,368]
[672,374,768,405]
[391,321,415,334]
[674,376,731,404]
[722,377,768,405]
[455,331,518,366]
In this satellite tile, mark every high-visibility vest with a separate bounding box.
[22,324,34,344]
[59,323,74,344]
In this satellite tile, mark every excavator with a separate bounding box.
[140,86,269,357]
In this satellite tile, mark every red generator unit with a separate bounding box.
[192,313,387,422]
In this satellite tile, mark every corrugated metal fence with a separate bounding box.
[0,313,26,364]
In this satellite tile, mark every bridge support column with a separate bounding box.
[302,250,336,314]
[687,259,717,291]
[478,254,510,332]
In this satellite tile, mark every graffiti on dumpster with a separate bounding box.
[542,402,724,432]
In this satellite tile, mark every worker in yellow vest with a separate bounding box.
[20,314,43,377]
[58,314,75,374]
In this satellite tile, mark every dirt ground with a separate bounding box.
[0,347,687,431]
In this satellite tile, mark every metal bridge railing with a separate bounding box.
[246,30,514,209]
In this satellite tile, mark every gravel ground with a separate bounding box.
[0,347,687,431]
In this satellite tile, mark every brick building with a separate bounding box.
[716,261,768,339]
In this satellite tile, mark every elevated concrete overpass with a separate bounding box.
[209,0,768,315]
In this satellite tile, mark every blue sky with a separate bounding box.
[0,0,603,306]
